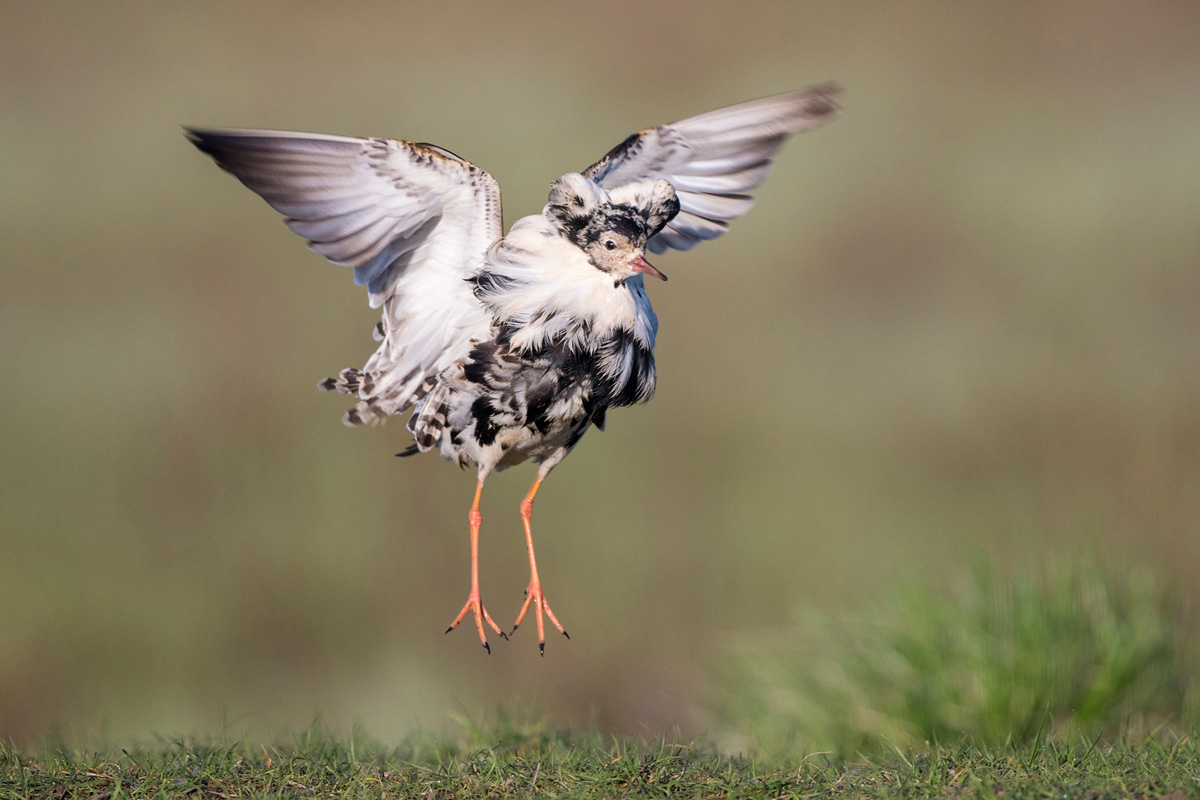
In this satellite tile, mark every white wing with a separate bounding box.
[582,84,841,254]
[187,128,500,424]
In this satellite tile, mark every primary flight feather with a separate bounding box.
[186,83,841,654]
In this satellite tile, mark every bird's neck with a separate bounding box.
[475,215,658,355]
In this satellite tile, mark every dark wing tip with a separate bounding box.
[182,127,367,163]
[806,80,845,99]
[182,125,211,150]
[182,126,232,144]
[182,127,253,160]
[793,81,844,119]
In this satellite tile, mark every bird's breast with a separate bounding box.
[478,218,659,354]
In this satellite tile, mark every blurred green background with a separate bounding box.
[3,1,1199,747]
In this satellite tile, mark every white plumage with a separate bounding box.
[186,83,841,654]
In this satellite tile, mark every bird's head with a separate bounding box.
[545,173,680,283]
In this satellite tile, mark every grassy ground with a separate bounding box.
[3,727,1198,799]
[718,560,1200,755]
[5,562,1196,798]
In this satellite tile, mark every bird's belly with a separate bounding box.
[440,322,654,474]
[493,412,591,470]
[439,371,594,473]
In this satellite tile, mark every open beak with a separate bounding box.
[629,254,667,282]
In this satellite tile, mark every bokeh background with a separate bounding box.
[3,1,1199,747]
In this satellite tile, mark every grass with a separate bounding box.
[719,559,1199,755]
[2,724,1199,799]
[6,561,1197,798]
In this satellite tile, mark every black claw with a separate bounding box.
[562,630,570,640]
[539,642,545,656]
[483,642,491,655]
[445,627,453,635]
[510,624,519,634]
[499,630,510,641]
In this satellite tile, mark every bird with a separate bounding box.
[185,83,841,655]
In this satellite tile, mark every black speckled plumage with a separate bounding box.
[186,84,842,652]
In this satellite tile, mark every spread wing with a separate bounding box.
[186,128,501,424]
[582,83,841,254]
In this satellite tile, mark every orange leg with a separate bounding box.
[446,480,505,653]
[511,477,569,655]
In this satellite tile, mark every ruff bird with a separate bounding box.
[186,84,841,654]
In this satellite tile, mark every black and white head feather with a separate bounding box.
[544,173,680,249]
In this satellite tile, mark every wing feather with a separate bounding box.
[669,210,728,240]
[186,128,501,426]
[675,192,755,221]
[582,83,841,253]
[284,205,382,242]
[666,162,773,194]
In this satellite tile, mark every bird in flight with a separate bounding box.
[186,84,841,654]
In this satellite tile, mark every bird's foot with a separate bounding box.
[511,582,569,656]
[446,592,506,653]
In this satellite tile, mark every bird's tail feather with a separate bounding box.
[318,367,369,396]
[318,368,387,426]
[407,383,449,451]
[318,365,440,428]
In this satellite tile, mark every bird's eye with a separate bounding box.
[604,240,617,250]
